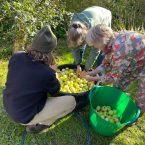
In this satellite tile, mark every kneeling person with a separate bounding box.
[3,26,77,133]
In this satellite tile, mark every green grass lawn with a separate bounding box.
[0,40,145,145]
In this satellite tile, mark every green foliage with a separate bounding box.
[0,0,145,52]
[0,48,12,60]
[0,0,69,48]
[66,0,145,31]
[54,24,67,39]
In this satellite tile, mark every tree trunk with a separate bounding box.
[13,30,27,53]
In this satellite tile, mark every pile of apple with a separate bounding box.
[57,68,93,93]
[96,106,120,124]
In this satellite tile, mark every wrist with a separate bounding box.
[77,64,81,68]
[77,65,81,70]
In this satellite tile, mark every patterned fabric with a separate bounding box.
[136,68,145,110]
[97,31,145,110]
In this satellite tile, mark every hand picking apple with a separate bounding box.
[79,71,87,78]
[76,65,82,76]
[80,72,101,82]
[79,68,102,82]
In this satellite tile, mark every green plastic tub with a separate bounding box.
[89,85,140,136]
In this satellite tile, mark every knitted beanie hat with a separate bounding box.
[31,25,57,53]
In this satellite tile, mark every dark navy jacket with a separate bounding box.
[3,52,60,124]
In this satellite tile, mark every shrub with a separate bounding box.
[0,0,69,52]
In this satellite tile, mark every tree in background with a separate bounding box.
[66,0,145,30]
[0,0,68,52]
[0,0,145,53]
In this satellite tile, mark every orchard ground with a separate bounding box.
[0,40,145,145]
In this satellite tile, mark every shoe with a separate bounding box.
[26,124,49,134]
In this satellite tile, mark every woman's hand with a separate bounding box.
[85,75,101,82]
[79,71,87,78]
[76,65,82,76]
[85,75,95,82]
[50,65,57,71]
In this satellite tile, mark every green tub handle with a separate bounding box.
[125,107,141,125]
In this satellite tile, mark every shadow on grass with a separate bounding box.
[0,84,123,145]
[23,115,113,145]
[1,100,144,145]
[0,109,114,145]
